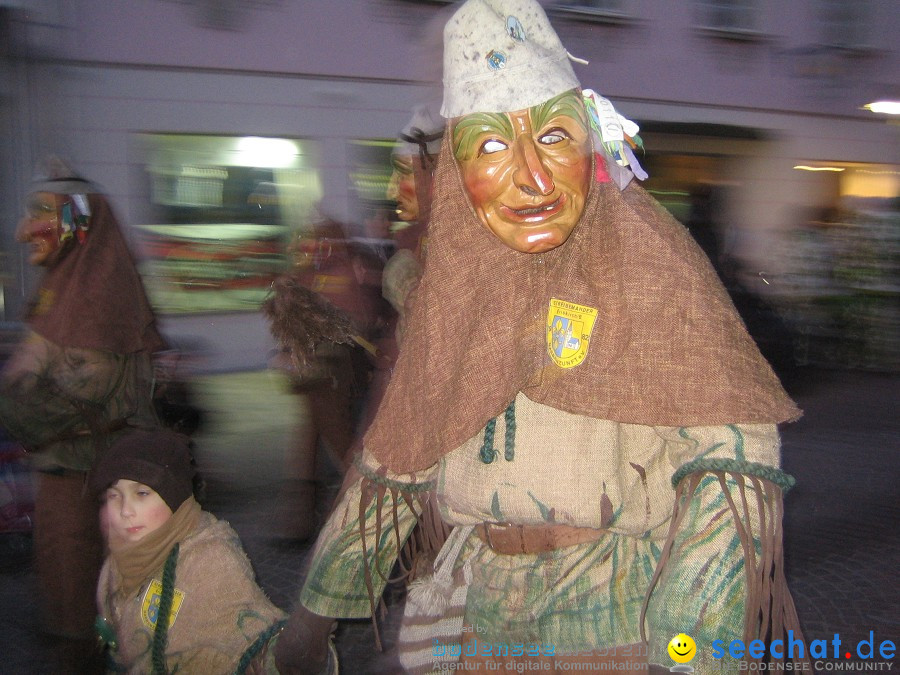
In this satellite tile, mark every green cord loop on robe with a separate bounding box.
[233,618,288,675]
[479,399,516,464]
[671,457,796,493]
[352,454,436,492]
[479,417,497,463]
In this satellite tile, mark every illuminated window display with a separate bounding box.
[136,134,323,314]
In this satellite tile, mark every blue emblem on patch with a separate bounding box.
[486,50,507,70]
[140,579,185,630]
[506,16,526,42]
[550,316,581,358]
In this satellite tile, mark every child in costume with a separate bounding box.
[275,1,807,673]
[92,429,287,674]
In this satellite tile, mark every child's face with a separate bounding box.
[102,479,174,543]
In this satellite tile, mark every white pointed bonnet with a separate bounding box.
[441,0,581,118]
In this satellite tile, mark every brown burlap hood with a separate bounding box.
[365,134,800,473]
[365,135,800,474]
[27,191,165,354]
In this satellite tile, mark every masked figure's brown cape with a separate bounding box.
[366,135,799,474]
[27,192,165,355]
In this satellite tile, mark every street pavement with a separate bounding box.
[0,366,897,673]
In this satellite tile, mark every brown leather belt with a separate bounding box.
[475,522,607,555]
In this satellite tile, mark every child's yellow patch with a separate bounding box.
[140,579,185,630]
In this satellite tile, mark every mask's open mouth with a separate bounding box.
[503,195,564,222]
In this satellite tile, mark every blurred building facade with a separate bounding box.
[1,0,897,372]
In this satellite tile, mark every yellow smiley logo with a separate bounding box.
[667,633,696,663]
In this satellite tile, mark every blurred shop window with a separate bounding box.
[782,162,900,371]
[694,0,760,38]
[641,154,723,224]
[151,166,228,211]
[135,134,323,315]
[816,0,871,50]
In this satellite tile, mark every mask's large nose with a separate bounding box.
[16,214,56,243]
[512,135,555,197]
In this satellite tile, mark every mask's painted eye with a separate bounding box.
[539,129,569,145]
[480,139,508,155]
[26,196,56,215]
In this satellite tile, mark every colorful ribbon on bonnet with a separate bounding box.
[582,89,648,184]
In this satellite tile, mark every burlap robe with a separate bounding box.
[34,471,104,639]
[366,134,799,475]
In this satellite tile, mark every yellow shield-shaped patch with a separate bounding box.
[546,298,599,369]
[33,288,55,316]
[140,579,185,630]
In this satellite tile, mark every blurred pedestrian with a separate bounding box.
[268,206,382,541]
[92,429,287,674]
[0,165,163,672]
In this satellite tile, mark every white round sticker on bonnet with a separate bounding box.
[440,0,582,118]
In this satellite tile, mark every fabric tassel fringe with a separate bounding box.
[641,470,811,670]
[356,474,452,651]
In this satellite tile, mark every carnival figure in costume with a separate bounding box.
[382,104,444,343]
[375,104,445,426]
[275,1,807,673]
[265,205,386,541]
[0,169,163,672]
